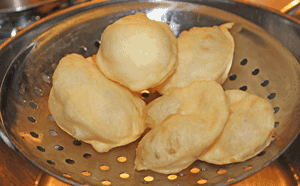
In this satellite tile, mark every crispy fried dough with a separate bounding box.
[135,81,229,174]
[143,80,229,129]
[96,12,178,92]
[157,23,234,94]
[199,90,274,164]
[48,53,146,152]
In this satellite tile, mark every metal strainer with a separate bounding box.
[0,0,300,186]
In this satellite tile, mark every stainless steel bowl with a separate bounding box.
[0,0,300,186]
[0,0,61,13]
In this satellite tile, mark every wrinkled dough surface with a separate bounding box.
[96,12,178,92]
[157,23,234,94]
[48,53,146,152]
[199,90,274,164]
[135,81,229,174]
[144,80,229,129]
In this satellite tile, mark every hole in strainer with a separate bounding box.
[271,136,276,141]
[120,172,130,179]
[101,180,111,185]
[79,46,88,55]
[197,179,208,184]
[42,75,51,83]
[239,85,247,91]
[201,168,207,172]
[34,88,43,96]
[100,165,109,171]
[94,40,101,48]
[63,173,72,179]
[229,74,237,81]
[141,90,150,99]
[243,165,253,171]
[190,168,200,173]
[55,145,64,151]
[179,173,185,177]
[30,132,38,138]
[144,176,154,182]
[47,160,55,165]
[261,80,269,87]
[49,130,58,136]
[274,107,280,113]
[226,178,235,182]
[240,58,248,66]
[83,153,92,159]
[73,140,82,146]
[217,168,227,174]
[82,171,91,177]
[29,102,37,109]
[167,174,177,180]
[257,151,266,157]
[274,122,280,128]
[117,156,127,162]
[28,116,36,123]
[66,159,75,164]
[267,93,276,100]
[48,115,55,121]
[252,68,259,75]
[37,146,45,152]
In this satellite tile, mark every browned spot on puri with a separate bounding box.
[264,106,270,112]
[92,55,97,63]
[161,125,168,133]
[200,46,210,51]
[204,34,214,39]
[166,147,177,155]
[166,138,179,155]
[155,152,160,160]
[175,137,181,150]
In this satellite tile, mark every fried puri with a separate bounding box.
[135,81,229,174]
[143,80,230,129]
[48,53,146,153]
[96,12,178,92]
[199,90,274,164]
[157,23,234,94]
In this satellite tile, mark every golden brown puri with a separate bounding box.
[199,90,274,165]
[143,80,230,129]
[135,81,230,174]
[48,53,146,153]
[157,23,234,94]
[96,12,178,92]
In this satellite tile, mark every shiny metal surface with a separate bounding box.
[231,156,299,186]
[0,0,60,13]
[34,157,300,186]
[0,0,300,186]
[281,0,300,15]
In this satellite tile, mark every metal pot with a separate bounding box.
[0,0,300,185]
[0,0,61,13]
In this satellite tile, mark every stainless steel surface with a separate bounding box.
[0,0,300,186]
[0,134,41,186]
[0,0,86,45]
[0,11,40,45]
[0,0,60,13]
[34,157,300,186]
[281,0,300,15]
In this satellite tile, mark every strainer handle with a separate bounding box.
[281,0,300,15]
